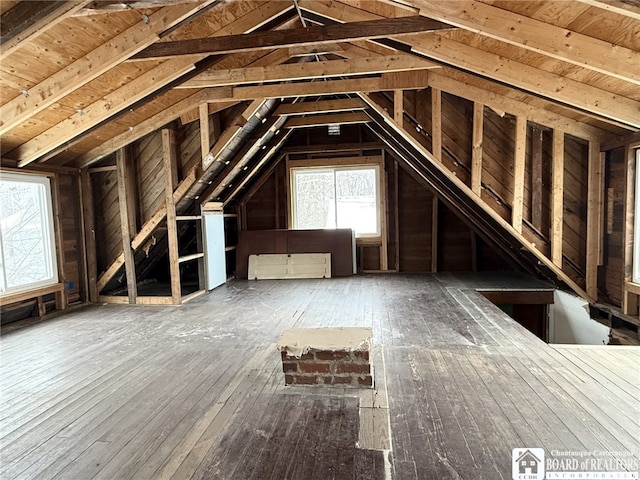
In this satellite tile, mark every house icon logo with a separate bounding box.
[512,448,545,480]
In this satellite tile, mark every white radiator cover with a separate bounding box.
[248,253,331,280]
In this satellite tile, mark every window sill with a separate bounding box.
[0,282,64,307]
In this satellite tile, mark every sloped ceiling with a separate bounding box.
[0,0,638,171]
[2,0,639,301]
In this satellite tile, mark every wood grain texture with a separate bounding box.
[1,274,638,479]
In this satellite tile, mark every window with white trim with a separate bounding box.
[634,148,640,283]
[0,172,58,296]
[291,165,380,238]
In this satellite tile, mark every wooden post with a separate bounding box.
[622,145,637,315]
[431,197,438,272]
[431,87,442,161]
[50,174,67,310]
[512,116,527,233]
[116,148,137,304]
[380,151,389,271]
[200,103,211,169]
[394,159,400,272]
[586,140,603,300]
[531,126,544,232]
[81,169,98,302]
[162,128,182,305]
[394,89,403,124]
[551,129,565,267]
[471,102,483,195]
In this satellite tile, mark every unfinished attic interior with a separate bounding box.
[1,0,639,478]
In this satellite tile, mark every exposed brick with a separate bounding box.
[352,350,370,361]
[332,375,354,385]
[282,362,298,373]
[336,363,370,374]
[292,374,318,385]
[299,362,331,374]
[281,351,314,361]
[315,350,351,361]
[357,375,373,387]
[285,374,295,384]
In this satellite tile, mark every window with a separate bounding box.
[291,165,380,237]
[634,148,640,283]
[0,172,58,296]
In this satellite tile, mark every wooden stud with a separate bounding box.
[431,87,442,161]
[394,90,404,124]
[81,169,98,302]
[50,175,68,311]
[621,145,637,315]
[586,141,603,300]
[380,153,389,271]
[551,130,565,268]
[512,117,527,233]
[471,102,483,195]
[162,128,182,305]
[394,159,400,272]
[431,197,439,272]
[426,71,604,142]
[361,92,592,300]
[531,126,544,232]
[116,148,137,303]
[200,103,211,164]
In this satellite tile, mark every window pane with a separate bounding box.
[0,176,56,293]
[293,170,335,230]
[335,168,378,235]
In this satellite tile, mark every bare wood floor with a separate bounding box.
[1,274,638,479]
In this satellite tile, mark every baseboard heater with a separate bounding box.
[248,253,331,280]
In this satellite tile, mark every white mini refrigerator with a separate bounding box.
[201,202,227,290]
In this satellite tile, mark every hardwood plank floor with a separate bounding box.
[1,274,638,479]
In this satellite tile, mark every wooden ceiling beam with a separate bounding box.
[177,55,439,89]
[0,0,93,59]
[130,16,453,60]
[416,0,640,86]
[284,111,370,128]
[12,2,294,167]
[300,0,640,129]
[228,71,430,100]
[274,98,366,116]
[76,90,236,168]
[574,0,640,20]
[0,0,221,136]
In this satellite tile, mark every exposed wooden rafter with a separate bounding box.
[177,55,438,88]
[131,16,453,60]
[0,0,93,59]
[0,0,220,136]
[300,0,640,130]
[284,111,370,128]
[11,1,294,167]
[417,0,640,85]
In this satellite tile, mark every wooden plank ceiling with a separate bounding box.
[0,0,638,170]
